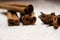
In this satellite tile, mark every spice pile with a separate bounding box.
[0,2,36,26]
[39,12,60,29]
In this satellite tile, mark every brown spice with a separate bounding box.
[0,3,33,14]
[20,12,36,25]
[7,10,20,26]
[39,12,60,29]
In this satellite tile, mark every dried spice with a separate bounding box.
[20,12,36,25]
[0,2,36,26]
[7,10,20,26]
[0,2,33,14]
[39,12,60,29]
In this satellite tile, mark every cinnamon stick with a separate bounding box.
[7,10,20,26]
[20,12,36,25]
[0,2,33,7]
[13,13,20,26]
[7,11,14,26]
[52,16,58,29]
[8,10,20,26]
[0,4,33,14]
[0,2,33,11]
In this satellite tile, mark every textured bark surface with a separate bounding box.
[7,10,20,26]
[39,12,60,30]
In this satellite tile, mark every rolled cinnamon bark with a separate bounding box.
[20,12,36,25]
[0,2,33,7]
[52,16,59,29]
[1,2,34,14]
[7,11,14,26]
[7,10,20,26]
[8,10,20,26]
[0,4,33,14]
[57,15,60,26]
[13,13,20,26]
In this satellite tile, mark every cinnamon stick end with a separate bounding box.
[8,19,14,26]
[54,26,59,30]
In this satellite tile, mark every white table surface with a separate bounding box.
[0,1,60,40]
